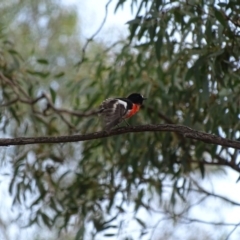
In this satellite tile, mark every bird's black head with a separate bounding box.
[127,93,147,105]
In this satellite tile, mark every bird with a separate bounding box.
[100,93,147,131]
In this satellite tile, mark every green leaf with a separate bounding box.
[50,87,56,103]
[217,2,227,7]
[30,195,42,209]
[199,160,205,179]
[37,58,49,65]
[129,19,140,42]
[57,170,71,184]
[54,72,65,78]
[135,217,146,228]
[27,70,50,78]
[114,0,127,13]
[41,212,52,228]
[104,234,116,237]
[138,26,147,41]
[8,49,24,63]
[185,67,194,81]
[155,31,163,61]
[9,106,20,125]
[214,9,227,27]
[75,225,85,240]
[236,175,240,183]
[126,18,142,25]
[205,19,213,44]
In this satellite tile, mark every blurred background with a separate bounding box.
[0,0,240,239]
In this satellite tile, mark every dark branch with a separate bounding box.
[0,124,239,149]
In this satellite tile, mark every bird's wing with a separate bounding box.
[100,98,128,130]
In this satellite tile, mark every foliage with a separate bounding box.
[0,0,240,239]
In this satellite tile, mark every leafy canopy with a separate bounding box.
[0,0,240,239]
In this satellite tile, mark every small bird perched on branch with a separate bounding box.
[100,93,147,131]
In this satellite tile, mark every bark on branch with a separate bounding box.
[0,124,239,149]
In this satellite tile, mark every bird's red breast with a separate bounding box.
[124,104,141,119]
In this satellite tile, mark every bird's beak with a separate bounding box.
[143,97,147,100]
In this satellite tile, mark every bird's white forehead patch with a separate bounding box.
[117,100,127,109]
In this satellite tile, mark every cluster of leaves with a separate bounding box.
[1,0,240,239]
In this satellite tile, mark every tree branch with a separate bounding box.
[0,124,239,149]
[190,178,240,206]
[77,0,112,68]
[180,216,238,227]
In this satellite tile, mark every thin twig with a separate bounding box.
[41,93,76,130]
[180,216,239,226]
[0,98,19,107]
[77,0,113,68]
[225,222,240,240]
[190,178,240,206]
[54,108,101,117]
